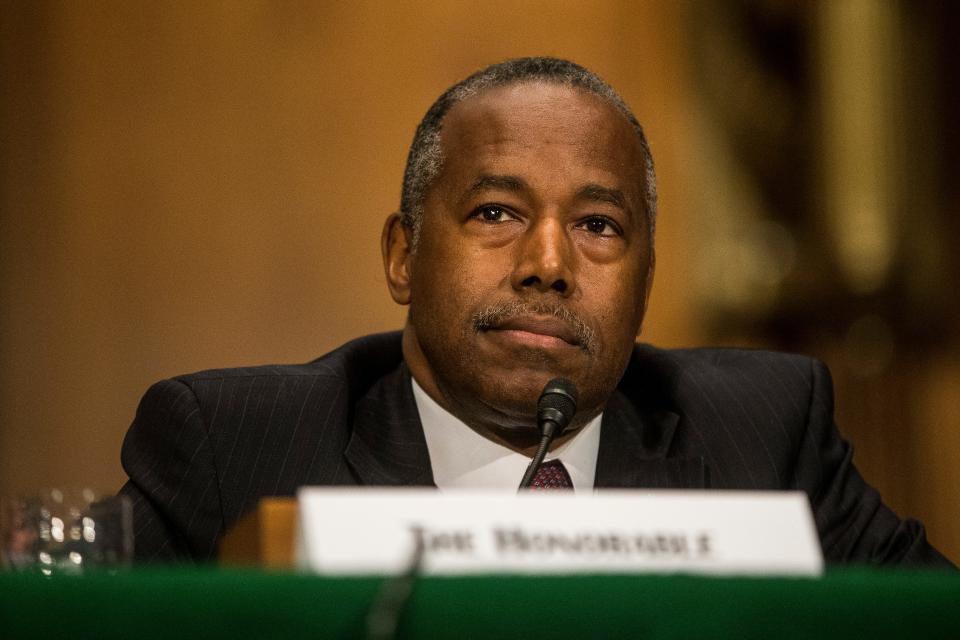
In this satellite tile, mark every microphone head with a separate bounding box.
[537,377,578,436]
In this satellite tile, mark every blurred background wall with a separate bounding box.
[1,0,956,562]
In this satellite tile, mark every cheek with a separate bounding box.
[586,269,649,339]
[438,240,512,291]
[411,241,498,323]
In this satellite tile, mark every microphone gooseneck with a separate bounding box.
[518,378,579,490]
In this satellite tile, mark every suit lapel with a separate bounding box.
[343,363,435,487]
[595,390,708,489]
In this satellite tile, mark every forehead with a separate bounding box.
[436,82,647,203]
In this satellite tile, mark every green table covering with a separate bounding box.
[1,568,958,638]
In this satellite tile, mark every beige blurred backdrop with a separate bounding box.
[1,1,957,562]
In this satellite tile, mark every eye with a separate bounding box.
[578,216,622,237]
[470,204,517,223]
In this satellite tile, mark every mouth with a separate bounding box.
[484,315,582,350]
[472,301,597,354]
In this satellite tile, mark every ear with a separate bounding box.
[382,213,413,305]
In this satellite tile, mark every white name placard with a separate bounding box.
[295,488,823,577]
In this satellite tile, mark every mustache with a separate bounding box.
[471,300,598,354]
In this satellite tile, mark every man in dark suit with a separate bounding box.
[120,57,953,567]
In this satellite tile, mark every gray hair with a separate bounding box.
[399,57,657,247]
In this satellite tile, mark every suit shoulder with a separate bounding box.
[635,343,818,372]
[131,332,405,480]
[625,343,824,402]
[152,332,405,425]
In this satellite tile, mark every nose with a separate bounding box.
[510,217,576,296]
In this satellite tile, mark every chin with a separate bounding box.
[486,371,562,419]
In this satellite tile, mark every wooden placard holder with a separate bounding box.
[218,497,298,568]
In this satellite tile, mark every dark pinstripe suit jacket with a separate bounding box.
[119,331,952,566]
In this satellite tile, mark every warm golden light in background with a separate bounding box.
[1,1,957,562]
[820,0,898,295]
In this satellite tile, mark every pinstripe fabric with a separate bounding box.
[119,331,953,567]
[120,332,421,562]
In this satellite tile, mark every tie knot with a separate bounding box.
[530,459,573,490]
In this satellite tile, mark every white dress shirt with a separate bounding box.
[411,378,602,492]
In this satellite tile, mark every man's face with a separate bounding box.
[386,81,653,434]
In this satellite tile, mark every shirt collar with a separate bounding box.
[411,377,602,492]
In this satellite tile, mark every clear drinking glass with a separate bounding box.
[1,488,132,575]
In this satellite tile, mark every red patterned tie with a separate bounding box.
[530,459,573,490]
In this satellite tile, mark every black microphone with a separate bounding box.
[518,378,578,490]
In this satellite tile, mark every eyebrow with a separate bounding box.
[576,184,627,211]
[461,174,530,202]
[460,174,629,212]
